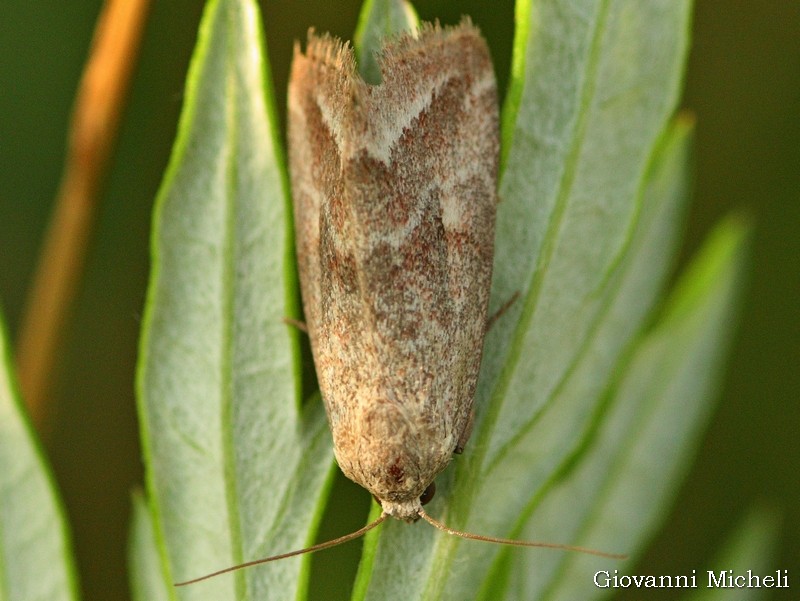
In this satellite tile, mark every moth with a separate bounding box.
[176,19,621,587]
[287,19,498,523]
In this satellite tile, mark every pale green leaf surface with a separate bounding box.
[136,1,333,599]
[486,0,693,480]
[129,492,170,601]
[354,0,419,83]
[686,505,781,601]
[0,319,78,601]
[354,1,694,599]
[514,216,750,601]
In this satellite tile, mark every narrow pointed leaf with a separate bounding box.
[136,1,334,599]
[354,0,419,83]
[0,317,79,601]
[486,0,693,479]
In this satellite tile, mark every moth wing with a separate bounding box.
[288,23,499,504]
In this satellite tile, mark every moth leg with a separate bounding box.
[282,316,308,333]
[485,291,520,331]
[454,409,474,454]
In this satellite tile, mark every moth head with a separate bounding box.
[372,481,437,522]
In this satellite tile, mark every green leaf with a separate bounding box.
[129,492,170,601]
[0,315,79,600]
[354,0,419,84]
[686,504,782,601]
[135,1,334,599]
[487,0,693,476]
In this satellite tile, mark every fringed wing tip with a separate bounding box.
[301,29,359,78]
[376,18,488,80]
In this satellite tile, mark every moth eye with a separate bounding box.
[419,483,436,506]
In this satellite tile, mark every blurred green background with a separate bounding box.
[0,1,797,600]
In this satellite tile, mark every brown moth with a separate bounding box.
[175,19,624,588]
[287,19,498,522]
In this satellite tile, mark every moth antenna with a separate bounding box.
[485,290,520,330]
[174,512,388,586]
[418,508,627,560]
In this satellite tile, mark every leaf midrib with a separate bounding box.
[220,2,245,597]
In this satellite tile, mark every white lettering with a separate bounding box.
[599,569,787,590]
[593,570,701,589]
[594,571,610,588]
[708,571,727,587]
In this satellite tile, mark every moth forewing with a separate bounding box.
[287,20,499,521]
